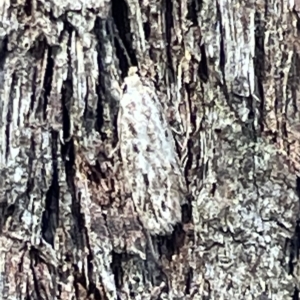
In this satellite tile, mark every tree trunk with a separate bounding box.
[0,0,300,299]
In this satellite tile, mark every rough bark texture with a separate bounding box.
[1,0,300,299]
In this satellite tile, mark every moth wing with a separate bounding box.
[119,76,186,235]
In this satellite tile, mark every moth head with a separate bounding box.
[128,66,138,76]
[122,66,142,91]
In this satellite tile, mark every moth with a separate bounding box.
[118,67,187,235]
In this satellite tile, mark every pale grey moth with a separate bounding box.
[118,67,187,235]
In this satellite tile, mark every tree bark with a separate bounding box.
[0,0,300,299]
